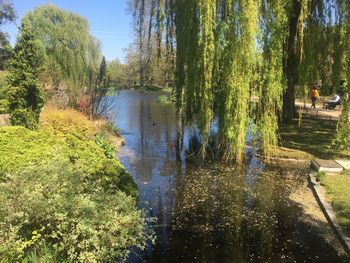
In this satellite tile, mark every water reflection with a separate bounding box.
[111,91,348,263]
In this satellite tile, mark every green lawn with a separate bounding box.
[322,172,350,235]
[279,117,350,159]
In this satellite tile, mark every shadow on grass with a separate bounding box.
[279,117,349,159]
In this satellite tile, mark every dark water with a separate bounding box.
[111,91,348,263]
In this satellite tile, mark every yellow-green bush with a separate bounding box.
[40,106,98,138]
[0,126,145,261]
[0,159,147,262]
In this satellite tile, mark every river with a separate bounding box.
[111,90,348,263]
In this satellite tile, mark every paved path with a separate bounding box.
[295,101,341,120]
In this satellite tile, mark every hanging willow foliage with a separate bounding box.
[161,0,350,160]
[335,0,350,149]
[217,0,260,161]
[175,0,275,161]
[257,0,288,156]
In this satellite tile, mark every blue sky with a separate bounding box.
[2,0,133,62]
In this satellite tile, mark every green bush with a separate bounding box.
[0,159,147,262]
[316,171,326,182]
[157,95,170,104]
[0,126,146,261]
[94,134,117,159]
[10,108,39,130]
[0,99,9,114]
[0,126,137,197]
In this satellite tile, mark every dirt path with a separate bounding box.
[289,172,349,258]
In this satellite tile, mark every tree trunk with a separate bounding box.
[282,0,301,121]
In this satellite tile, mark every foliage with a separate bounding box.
[6,18,44,129]
[334,1,350,150]
[0,32,13,70]
[88,56,117,118]
[128,0,175,88]
[322,171,350,234]
[157,94,171,104]
[25,4,101,104]
[0,158,147,262]
[335,93,350,150]
[162,0,350,160]
[9,108,40,130]
[40,106,98,138]
[94,134,117,159]
[316,171,326,182]
[108,58,128,87]
[0,0,15,25]
[0,118,144,261]
[0,126,137,196]
[257,0,288,156]
[0,70,8,113]
[173,0,261,161]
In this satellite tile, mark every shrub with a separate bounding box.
[0,159,147,262]
[40,106,97,138]
[157,95,170,104]
[0,124,145,261]
[316,171,326,182]
[10,108,39,129]
[0,126,137,197]
[0,99,9,114]
[94,134,117,159]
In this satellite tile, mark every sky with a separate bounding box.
[2,0,133,62]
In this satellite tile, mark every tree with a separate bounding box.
[25,4,101,104]
[108,58,130,87]
[128,0,175,88]
[142,0,350,159]
[0,32,12,70]
[0,0,15,70]
[7,18,44,129]
[0,0,15,25]
[89,56,111,117]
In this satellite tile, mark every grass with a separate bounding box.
[279,117,350,159]
[269,146,314,160]
[322,171,350,235]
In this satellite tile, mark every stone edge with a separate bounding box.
[255,154,311,165]
[311,160,343,173]
[308,174,350,255]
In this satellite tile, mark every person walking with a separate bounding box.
[310,85,320,109]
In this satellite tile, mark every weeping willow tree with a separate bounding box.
[25,4,101,104]
[256,0,289,155]
[294,0,350,150]
[216,1,260,161]
[136,0,350,160]
[175,0,286,160]
[335,0,350,149]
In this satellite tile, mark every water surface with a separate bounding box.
[111,90,347,263]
